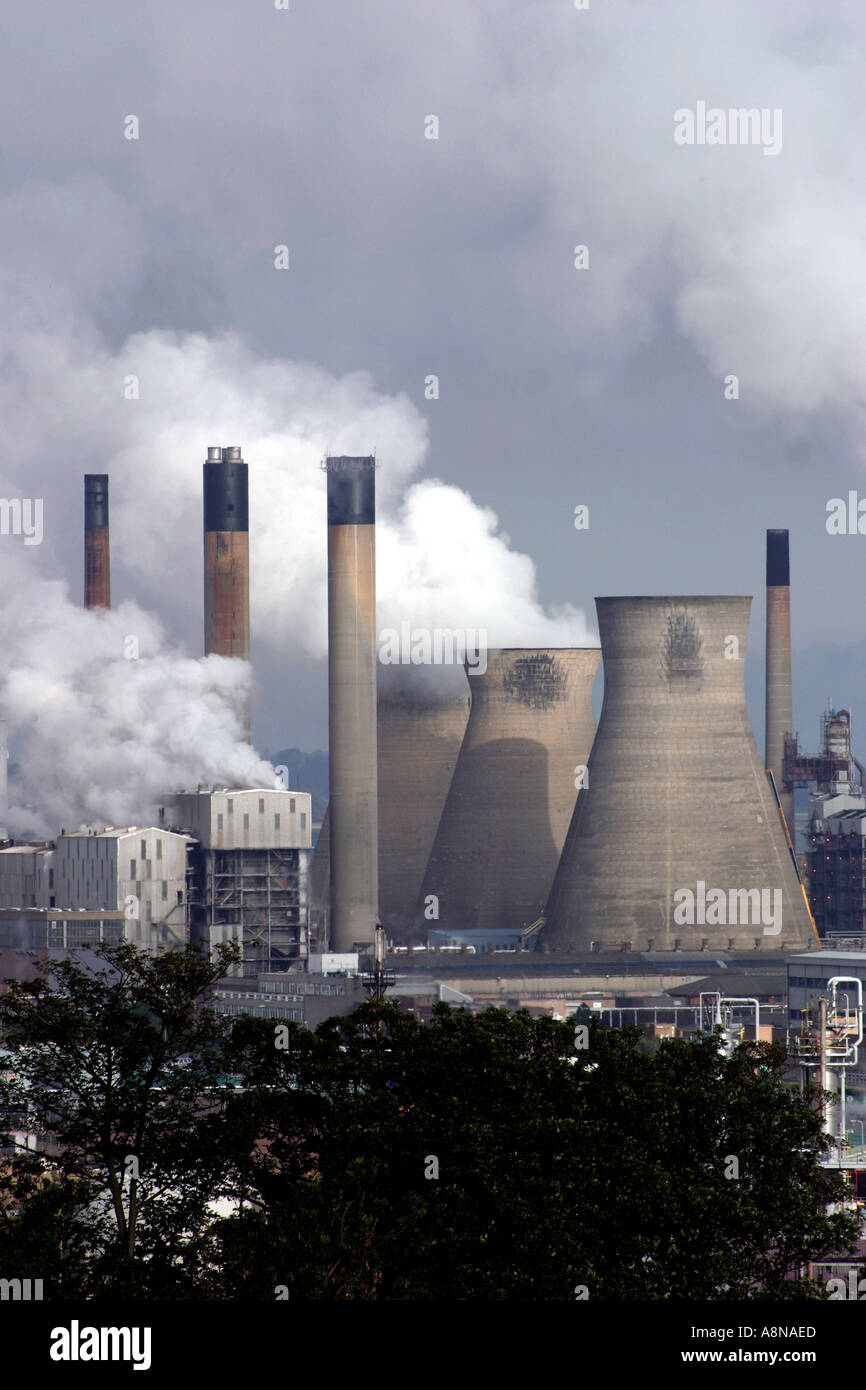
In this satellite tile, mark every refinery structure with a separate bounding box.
[5,447,866,1288]
[2,459,866,1050]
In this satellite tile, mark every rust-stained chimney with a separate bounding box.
[325,455,378,953]
[765,530,794,834]
[203,446,250,738]
[84,474,111,609]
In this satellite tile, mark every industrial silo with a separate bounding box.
[539,597,818,954]
[309,667,471,946]
[416,648,600,937]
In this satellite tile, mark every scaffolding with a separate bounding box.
[190,845,305,974]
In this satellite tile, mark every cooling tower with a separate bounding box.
[84,474,110,609]
[310,670,471,943]
[765,530,794,833]
[539,597,817,954]
[203,446,250,738]
[416,649,600,935]
[325,455,378,953]
[378,674,470,937]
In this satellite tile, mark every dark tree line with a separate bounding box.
[0,943,858,1299]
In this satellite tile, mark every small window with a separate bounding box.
[274,814,280,830]
[300,812,307,830]
[259,798,265,814]
[145,901,151,921]
[146,861,152,880]
[217,813,223,831]
[49,869,54,889]
[290,798,295,813]
[49,895,55,908]
[176,890,183,904]
[227,800,233,815]
[162,881,168,900]
[130,859,136,879]
[243,814,249,830]
[141,839,147,859]
[156,841,162,861]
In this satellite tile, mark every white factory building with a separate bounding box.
[170,788,310,851]
[0,827,191,951]
[168,788,313,975]
[0,788,313,973]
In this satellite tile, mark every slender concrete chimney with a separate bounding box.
[765,530,794,834]
[203,446,250,738]
[0,719,7,839]
[84,474,111,609]
[325,455,378,952]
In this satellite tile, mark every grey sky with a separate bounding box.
[1,0,864,819]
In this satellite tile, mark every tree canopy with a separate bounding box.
[0,945,858,1299]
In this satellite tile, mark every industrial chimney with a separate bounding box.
[325,455,378,953]
[310,667,471,944]
[765,530,794,834]
[84,474,110,609]
[416,648,600,938]
[0,719,8,839]
[539,597,817,954]
[203,446,250,738]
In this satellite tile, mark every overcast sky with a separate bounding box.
[1,0,865,828]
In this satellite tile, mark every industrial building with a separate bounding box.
[212,952,474,1029]
[0,843,54,909]
[804,710,866,937]
[169,787,312,974]
[415,648,599,938]
[0,908,125,951]
[540,597,817,954]
[0,791,312,974]
[56,828,190,949]
[0,829,190,950]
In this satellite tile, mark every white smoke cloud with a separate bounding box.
[2,322,590,659]
[0,574,275,838]
[10,0,862,833]
[0,218,593,835]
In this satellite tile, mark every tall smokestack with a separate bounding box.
[84,474,111,609]
[765,530,793,833]
[0,719,7,840]
[325,455,378,953]
[203,446,250,738]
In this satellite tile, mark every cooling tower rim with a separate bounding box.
[595,595,752,603]
[472,645,601,653]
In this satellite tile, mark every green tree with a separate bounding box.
[207,1002,858,1300]
[2,976,858,1301]
[0,940,239,1299]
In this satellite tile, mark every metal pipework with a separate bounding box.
[84,474,111,609]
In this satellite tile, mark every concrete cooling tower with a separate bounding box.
[377,675,470,938]
[309,670,471,945]
[416,649,600,936]
[539,597,818,954]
